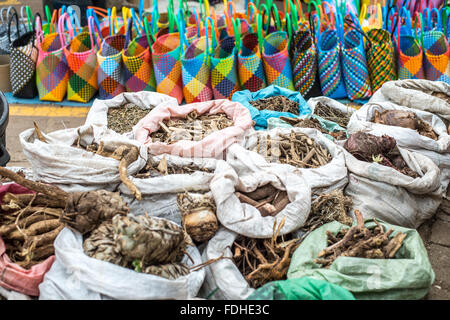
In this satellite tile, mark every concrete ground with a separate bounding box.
[4,103,450,300]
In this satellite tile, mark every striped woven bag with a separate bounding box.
[313,3,348,99]
[260,4,294,90]
[181,16,214,103]
[59,13,98,103]
[286,3,322,99]
[122,15,157,93]
[35,14,69,102]
[151,10,186,103]
[341,11,372,100]
[420,8,450,83]
[94,9,126,100]
[357,3,396,92]
[211,17,240,100]
[393,8,425,80]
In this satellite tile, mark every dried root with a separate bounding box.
[315,210,407,268]
[0,189,65,269]
[232,217,301,288]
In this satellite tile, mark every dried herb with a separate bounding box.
[314,102,352,128]
[252,130,332,168]
[249,96,300,115]
[150,111,234,144]
[315,210,407,268]
[232,218,301,288]
[107,103,152,134]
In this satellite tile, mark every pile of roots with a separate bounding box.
[315,210,407,268]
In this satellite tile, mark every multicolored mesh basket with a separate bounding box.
[423,30,450,83]
[97,33,126,99]
[59,13,98,103]
[364,27,397,92]
[394,9,425,80]
[420,9,450,83]
[35,15,69,102]
[237,29,266,92]
[151,19,185,103]
[287,13,322,99]
[122,18,156,93]
[181,17,214,103]
[9,10,38,99]
[259,5,294,90]
[313,8,347,99]
[341,12,372,100]
[210,17,240,100]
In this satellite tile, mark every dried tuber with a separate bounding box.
[177,192,218,243]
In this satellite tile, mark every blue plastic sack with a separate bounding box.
[231,85,311,130]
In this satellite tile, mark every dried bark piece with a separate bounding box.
[61,190,129,235]
[83,221,128,267]
[112,214,187,265]
[142,262,190,280]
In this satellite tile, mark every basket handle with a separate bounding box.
[232,16,241,49]
[413,11,424,46]
[247,1,258,24]
[8,7,21,44]
[205,16,216,56]
[87,8,103,46]
[343,12,373,48]
[130,8,143,37]
[35,14,43,47]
